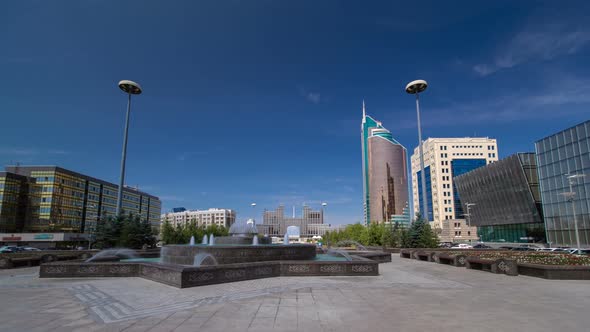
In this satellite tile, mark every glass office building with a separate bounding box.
[0,172,39,233]
[361,103,410,225]
[416,166,433,221]
[535,120,590,247]
[454,153,545,243]
[1,166,161,234]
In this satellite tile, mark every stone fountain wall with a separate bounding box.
[161,244,316,265]
[40,257,379,288]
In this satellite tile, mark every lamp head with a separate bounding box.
[118,80,142,95]
[405,79,428,94]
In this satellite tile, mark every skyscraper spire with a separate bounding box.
[362,99,366,118]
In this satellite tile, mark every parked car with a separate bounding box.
[20,247,42,251]
[473,244,491,249]
[0,246,24,253]
[0,246,15,253]
[568,249,590,255]
[511,247,535,251]
[450,244,473,249]
[538,248,569,252]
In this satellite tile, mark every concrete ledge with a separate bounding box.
[517,263,590,280]
[465,257,518,276]
[434,253,467,267]
[400,249,412,259]
[346,251,391,263]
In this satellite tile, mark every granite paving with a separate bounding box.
[1,256,589,331]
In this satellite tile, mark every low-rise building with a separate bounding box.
[260,205,323,237]
[436,219,478,243]
[160,208,236,228]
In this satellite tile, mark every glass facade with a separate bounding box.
[1,166,162,234]
[454,153,545,243]
[450,159,486,217]
[0,172,38,233]
[478,223,546,243]
[535,120,590,247]
[361,110,408,225]
[417,166,433,221]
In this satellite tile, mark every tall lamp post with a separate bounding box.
[464,202,476,243]
[464,203,476,227]
[561,174,586,252]
[406,80,429,222]
[251,203,257,223]
[115,80,142,216]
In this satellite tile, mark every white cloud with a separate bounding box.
[395,75,590,130]
[176,151,208,161]
[159,195,186,202]
[474,22,590,76]
[306,92,321,104]
[298,87,322,104]
[0,147,70,156]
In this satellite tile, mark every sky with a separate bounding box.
[1,1,589,225]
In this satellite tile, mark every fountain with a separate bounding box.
[85,248,138,262]
[334,240,368,251]
[193,253,218,267]
[326,249,353,261]
[41,219,381,288]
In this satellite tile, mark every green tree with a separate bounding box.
[417,223,439,248]
[405,213,439,248]
[161,220,175,244]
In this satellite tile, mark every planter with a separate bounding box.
[517,263,590,280]
[465,257,518,276]
[400,249,413,259]
[435,252,467,267]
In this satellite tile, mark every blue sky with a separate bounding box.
[1,1,589,225]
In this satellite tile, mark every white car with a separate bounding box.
[538,248,569,252]
[450,244,473,249]
[21,247,42,251]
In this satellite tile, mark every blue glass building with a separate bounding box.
[535,120,590,247]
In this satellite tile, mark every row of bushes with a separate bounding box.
[323,215,438,248]
[160,220,229,245]
[92,215,156,249]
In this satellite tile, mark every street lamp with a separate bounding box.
[115,80,142,216]
[560,174,586,252]
[464,203,476,227]
[406,79,429,222]
[251,203,257,222]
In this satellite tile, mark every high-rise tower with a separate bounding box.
[361,102,410,225]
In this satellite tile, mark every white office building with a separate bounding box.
[160,208,236,228]
[411,138,498,231]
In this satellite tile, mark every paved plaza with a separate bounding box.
[1,256,589,331]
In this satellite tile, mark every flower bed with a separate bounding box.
[463,251,590,266]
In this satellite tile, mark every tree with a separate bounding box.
[161,220,175,244]
[94,215,156,249]
[405,213,439,248]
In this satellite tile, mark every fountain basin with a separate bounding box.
[161,244,316,265]
[213,236,271,245]
[40,257,378,288]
